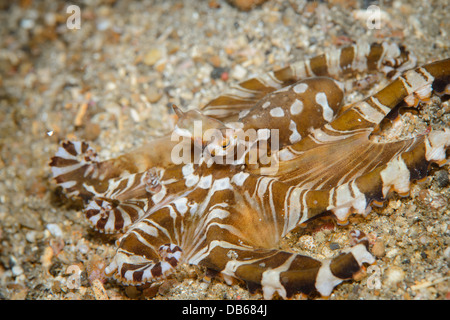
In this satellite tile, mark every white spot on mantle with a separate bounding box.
[293,83,308,94]
[290,99,304,115]
[270,107,285,118]
[315,92,334,122]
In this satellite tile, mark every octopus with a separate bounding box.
[50,42,450,299]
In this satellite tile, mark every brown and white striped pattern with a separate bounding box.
[201,42,415,122]
[50,42,450,299]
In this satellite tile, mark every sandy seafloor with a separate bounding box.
[0,0,449,301]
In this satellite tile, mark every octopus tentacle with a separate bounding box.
[335,134,448,221]
[49,137,188,200]
[200,241,374,299]
[323,58,450,134]
[84,197,148,233]
[106,241,183,284]
[190,191,374,298]
[49,141,103,199]
[267,59,450,184]
[104,192,194,283]
[201,42,415,122]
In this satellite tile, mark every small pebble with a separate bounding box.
[158,279,179,296]
[12,265,24,277]
[20,18,35,29]
[125,286,141,299]
[298,235,316,250]
[143,283,161,298]
[430,195,447,210]
[92,279,109,300]
[143,48,162,66]
[25,231,37,243]
[231,65,247,80]
[87,256,107,285]
[386,248,399,259]
[320,245,334,258]
[419,235,429,245]
[51,280,61,293]
[51,281,62,293]
[208,55,222,67]
[96,19,111,31]
[384,266,405,286]
[199,282,209,290]
[76,239,89,254]
[228,0,268,11]
[329,242,340,250]
[82,122,101,141]
[147,87,163,103]
[40,246,54,270]
[372,240,386,257]
[46,223,63,238]
[106,82,117,91]
[211,66,228,80]
[434,170,449,188]
[443,247,450,260]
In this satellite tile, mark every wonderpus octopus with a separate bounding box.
[50,42,450,299]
